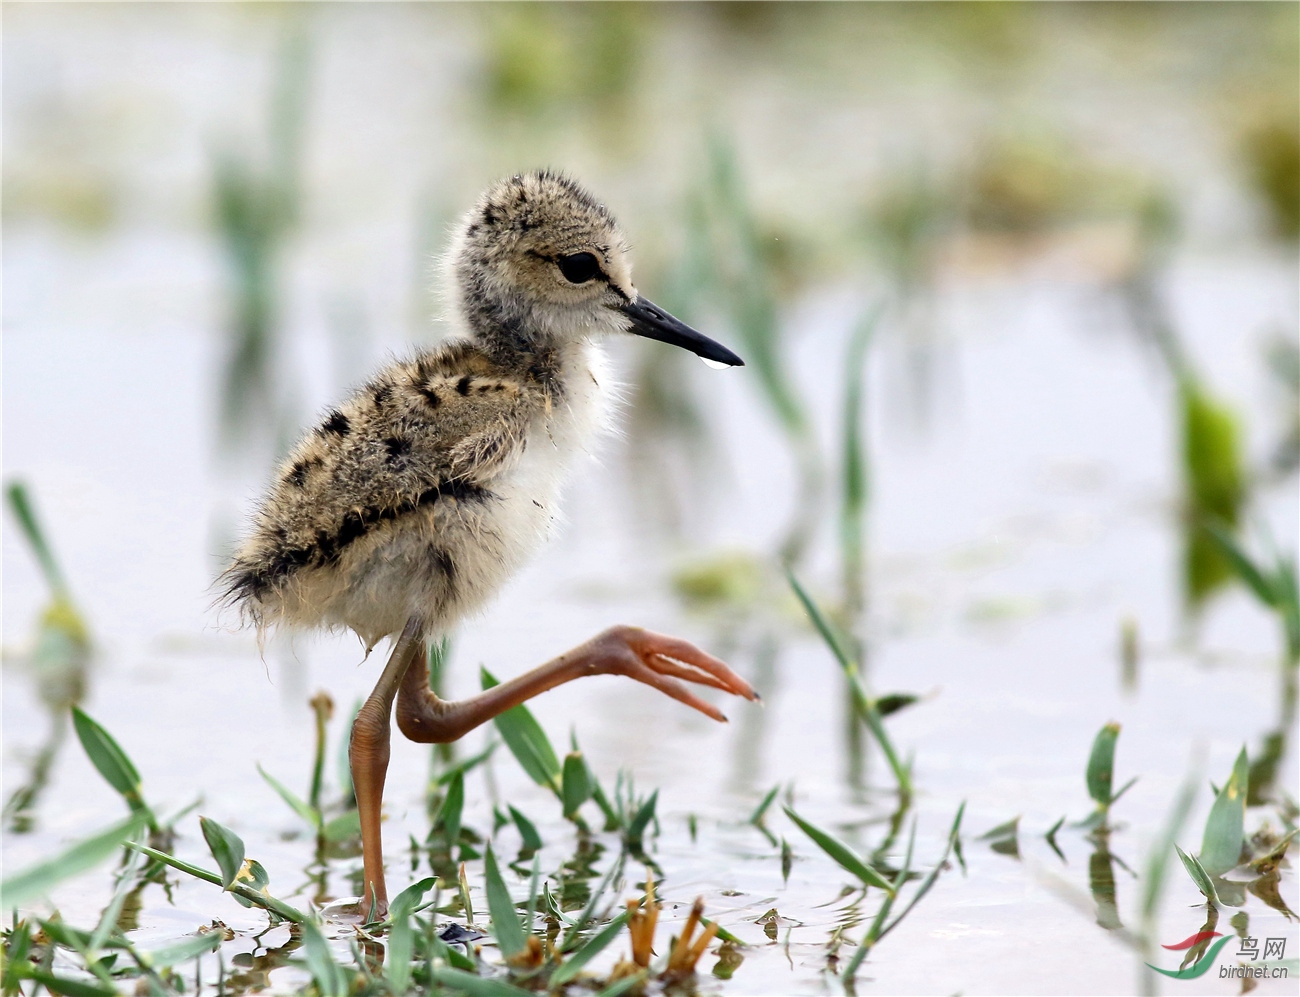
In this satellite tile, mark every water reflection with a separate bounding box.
[3,484,92,833]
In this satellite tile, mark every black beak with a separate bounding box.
[619,297,744,367]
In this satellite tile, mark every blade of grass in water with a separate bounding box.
[844,801,964,979]
[428,967,534,997]
[1199,747,1249,877]
[300,919,348,996]
[1203,521,1300,664]
[483,843,526,959]
[125,842,304,922]
[384,878,434,992]
[1175,844,1221,905]
[843,819,915,979]
[199,816,246,889]
[88,834,145,956]
[562,751,592,820]
[749,785,780,826]
[5,482,69,595]
[434,770,465,854]
[1180,379,1246,610]
[787,572,912,800]
[624,789,658,845]
[1,813,146,907]
[481,667,561,792]
[1083,722,1138,825]
[1141,768,1200,935]
[257,763,320,832]
[550,910,630,987]
[144,931,223,970]
[839,303,884,618]
[71,708,156,831]
[307,691,332,813]
[783,807,894,892]
[558,856,624,953]
[508,805,543,852]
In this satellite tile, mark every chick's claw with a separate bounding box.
[584,625,758,721]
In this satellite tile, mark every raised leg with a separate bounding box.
[396,625,759,746]
[349,615,425,919]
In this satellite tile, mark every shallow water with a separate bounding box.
[4,6,1298,995]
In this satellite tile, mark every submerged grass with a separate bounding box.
[0,689,750,995]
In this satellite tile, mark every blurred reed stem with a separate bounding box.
[213,28,310,456]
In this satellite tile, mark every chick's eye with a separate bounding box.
[556,252,601,284]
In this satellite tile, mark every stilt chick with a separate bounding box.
[221,171,756,916]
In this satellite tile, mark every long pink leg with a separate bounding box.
[353,622,757,919]
[348,616,425,919]
[396,624,759,745]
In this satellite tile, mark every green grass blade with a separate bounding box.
[430,931,477,972]
[699,915,744,945]
[559,858,623,952]
[1199,747,1249,876]
[428,967,534,997]
[839,303,883,602]
[1202,521,1277,606]
[1086,722,1120,806]
[483,843,526,959]
[562,751,592,819]
[588,774,620,831]
[300,919,347,996]
[321,809,360,842]
[199,816,246,889]
[458,860,474,924]
[1273,554,1300,662]
[434,743,498,786]
[375,876,436,931]
[846,819,916,978]
[1110,776,1139,806]
[24,972,115,997]
[88,831,145,954]
[749,785,780,826]
[783,806,894,892]
[338,698,361,800]
[1,813,146,907]
[524,852,541,935]
[481,667,561,791]
[71,708,153,825]
[508,805,542,852]
[5,481,68,594]
[385,879,433,993]
[387,904,413,993]
[596,972,649,997]
[125,842,222,886]
[1141,772,1199,922]
[787,573,912,799]
[435,770,465,853]
[1175,843,1221,905]
[257,763,321,832]
[145,930,223,969]
[874,801,965,945]
[126,842,305,922]
[550,910,630,987]
[625,789,658,843]
[1180,380,1246,608]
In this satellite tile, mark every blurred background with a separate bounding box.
[3,4,1297,995]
